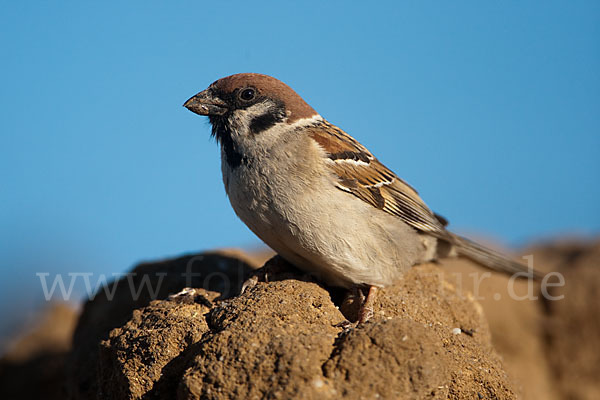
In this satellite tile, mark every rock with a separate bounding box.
[3,240,599,400]
[99,292,219,399]
[180,276,344,400]
[326,262,515,400]
[66,250,261,400]
[440,255,558,400]
[323,318,450,398]
[73,255,517,399]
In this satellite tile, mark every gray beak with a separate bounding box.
[183,89,228,116]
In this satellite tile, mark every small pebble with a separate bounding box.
[312,378,324,389]
[452,328,462,335]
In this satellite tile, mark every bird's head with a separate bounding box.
[183,73,317,143]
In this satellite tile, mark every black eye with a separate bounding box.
[239,88,256,101]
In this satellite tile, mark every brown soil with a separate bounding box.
[0,303,78,399]
[0,240,598,399]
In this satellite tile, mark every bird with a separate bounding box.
[183,73,541,323]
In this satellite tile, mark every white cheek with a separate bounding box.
[228,102,275,137]
[227,109,324,160]
[227,112,248,139]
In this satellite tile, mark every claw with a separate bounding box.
[168,287,198,304]
[168,287,197,300]
[240,275,259,295]
[334,320,357,331]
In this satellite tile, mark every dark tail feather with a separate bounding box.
[450,234,543,280]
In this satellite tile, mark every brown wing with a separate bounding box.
[308,121,448,238]
[308,120,545,279]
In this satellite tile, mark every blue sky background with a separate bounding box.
[1,1,599,344]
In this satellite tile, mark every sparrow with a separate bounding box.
[184,73,541,322]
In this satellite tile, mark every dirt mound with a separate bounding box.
[67,250,262,400]
[70,255,516,399]
[1,240,599,399]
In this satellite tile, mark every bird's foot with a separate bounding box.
[357,285,377,324]
[168,287,197,302]
[239,255,300,295]
[240,275,259,295]
[338,284,378,326]
[168,287,213,307]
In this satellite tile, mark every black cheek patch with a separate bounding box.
[249,111,284,135]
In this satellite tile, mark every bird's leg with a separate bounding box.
[357,285,378,324]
